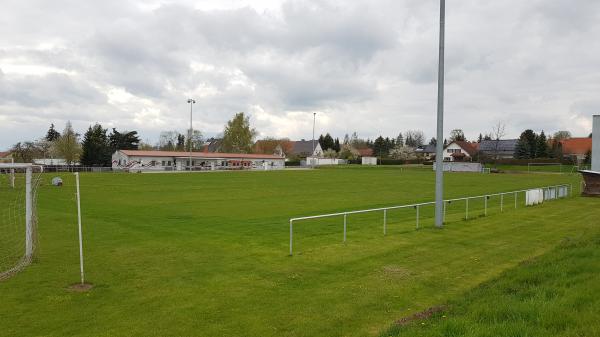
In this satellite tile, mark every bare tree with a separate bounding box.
[491,121,507,160]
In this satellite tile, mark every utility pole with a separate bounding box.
[312,112,316,167]
[187,98,196,171]
[434,0,446,228]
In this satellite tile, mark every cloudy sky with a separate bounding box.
[1,0,599,149]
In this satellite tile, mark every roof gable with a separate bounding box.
[446,141,478,156]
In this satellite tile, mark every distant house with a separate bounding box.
[415,144,436,160]
[357,148,374,157]
[0,151,12,160]
[478,139,519,159]
[203,138,223,152]
[288,140,323,158]
[559,138,592,162]
[443,141,478,162]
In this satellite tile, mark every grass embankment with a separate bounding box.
[382,228,600,337]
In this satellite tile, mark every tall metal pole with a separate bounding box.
[434,0,446,228]
[312,112,316,167]
[187,99,196,171]
[25,167,33,258]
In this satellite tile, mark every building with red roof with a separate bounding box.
[559,137,592,162]
[112,150,285,171]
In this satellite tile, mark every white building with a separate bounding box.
[112,150,285,171]
[443,141,478,162]
[362,157,378,165]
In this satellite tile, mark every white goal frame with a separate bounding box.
[0,163,43,280]
[527,162,564,173]
[0,158,15,188]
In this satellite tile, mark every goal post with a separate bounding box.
[0,158,15,188]
[0,163,42,280]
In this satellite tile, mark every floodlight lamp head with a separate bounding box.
[187,98,195,104]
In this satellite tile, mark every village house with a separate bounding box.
[443,141,478,162]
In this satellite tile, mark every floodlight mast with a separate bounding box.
[312,112,316,168]
[187,98,196,171]
[434,0,446,228]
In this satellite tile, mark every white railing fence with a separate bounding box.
[288,184,572,255]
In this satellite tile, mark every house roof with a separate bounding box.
[447,141,478,156]
[560,138,592,155]
[290,140,318,155]
[478,139,519,152]
[204,138,222,152]
[0,151,11,159]
[357,148,374,157]
[118,150,283,160]
[416,144,436,154]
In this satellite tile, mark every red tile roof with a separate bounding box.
[560,138,592,155]
[357,148,373,157]
[119,150,283,160]
[0,151,11,159]
[450,141,478,156]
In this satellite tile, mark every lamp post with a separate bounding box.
[312,112,316,167]
[187,98,196,171]
[434,0,446,228]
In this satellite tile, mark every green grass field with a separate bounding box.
[0,167,597,336]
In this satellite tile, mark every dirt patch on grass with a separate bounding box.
[380,265,411,279]
[67,283,94,292]
[394,305,447,326]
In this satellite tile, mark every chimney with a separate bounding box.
[593,115,600,172]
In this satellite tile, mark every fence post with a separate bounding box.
[416,205,420,229]
[289,220,293,256]
[383,209,387,236]
[570,184,573,197]
[500,194,504,212]
[465,198,469,220]
[343,213,347,243]
[484,196,488,216]
[443,201,447,224]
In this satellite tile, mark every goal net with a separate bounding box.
[0,164,42,280]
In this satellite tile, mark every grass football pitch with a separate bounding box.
[0,167,597,336]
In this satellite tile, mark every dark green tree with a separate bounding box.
[429,137,437,146]
[396,133,404,147]
[319,133,335,151]
[109,129,140,151]
[477,133,483,143]
[80,124,111,166]
[536,131,549,158]
[221,112,257,153]
[514,130,537,159]
[45,123,61,142]
[373,136,390,158]
[176,134,185,150]
[333,138,341,152]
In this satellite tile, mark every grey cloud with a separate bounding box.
[1,0,600,149]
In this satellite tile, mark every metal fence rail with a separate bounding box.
[289,184,572,255]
